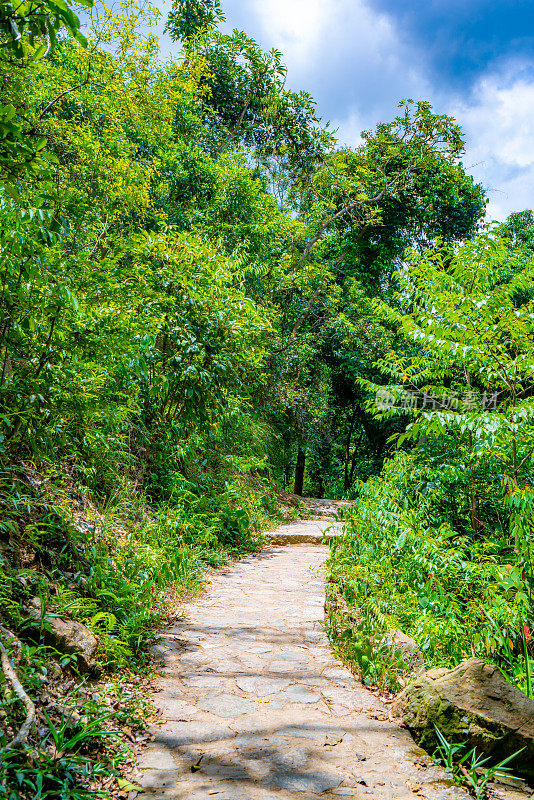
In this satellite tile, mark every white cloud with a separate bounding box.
[248,0,534,221]
[248,0,397,80]
[332,110,365,149]
[251,0,330,68]
[153,0,534,222]
[246,0,432,134]
[334,57,534,222]
[454,65,534,220]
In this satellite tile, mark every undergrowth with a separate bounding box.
[326,453,534,695]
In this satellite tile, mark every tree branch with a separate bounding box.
[39,73,92,119]
[0,627,35,748]
[217,98,252,154]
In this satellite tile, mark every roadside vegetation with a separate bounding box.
[1,0,533,795]
[326,229,534,696]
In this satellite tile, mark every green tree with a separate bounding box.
[294,101,483,272]
[369,230,534,549]
[0,0,92,177]
[166,0,224,42]
[269,103,486,494]
[166,2,333,168]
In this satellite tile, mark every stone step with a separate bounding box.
[298,498,351,519]
[263,519,342,545]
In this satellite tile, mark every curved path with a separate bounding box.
[135,522,470,799]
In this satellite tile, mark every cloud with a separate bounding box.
[331,110,365,149]
[243,0,432,128]
[456,63,534,220]
[230,0,534,220]
[250,0,330,68]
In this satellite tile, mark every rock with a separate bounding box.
[392,657,534,776]
[383,629,424,671]
[276,686,320,704]
[29,597,42,612]
[44,617,99,672]
[235,675,291,695]
[27,600,98,672]
[197,692,256,718]
[270,769,344,793]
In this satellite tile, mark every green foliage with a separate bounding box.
[369,229,534,548]
[167,3,334,167]
[325,599,407,692]
[0,0,92,178]
[0,637,151,799]
[166,0,224,42]
[328,229,534,701]
[433,726,523,799]
[0,450,281,796]
[328,453,534,692]
[0,0,90,57]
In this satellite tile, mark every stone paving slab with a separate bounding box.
[135,538,473,799]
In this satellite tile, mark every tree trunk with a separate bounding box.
[344,408,358,491]
[294,447,306,496]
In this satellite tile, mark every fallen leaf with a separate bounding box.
[117,778,144,792]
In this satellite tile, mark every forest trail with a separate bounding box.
[134,511,470,800]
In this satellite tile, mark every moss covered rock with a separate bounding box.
[392,658,534,777]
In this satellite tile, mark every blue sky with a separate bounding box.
[153,0,534,219]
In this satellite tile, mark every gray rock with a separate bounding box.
[277,686,320,704]
[263,697,287,709]
[278,648,308,661]
[271,769,344,792]
[29,604,98,672]
[182,674,226,688]
[272,746,311,768]
[235,675,291,695]
[153,720,234,747]
[137,768,181,789]
[137,746,177,771]
[320,687,357,708]
[153,697,199,720]
[268,660,298,673]
[235,732,286,748]
[197,692,256,717]
[383,628,424,671]
[393,657,534,776]
[194,760,248,779]
[278,724,349,741]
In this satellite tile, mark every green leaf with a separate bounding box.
[1,105,17,123]
[117,778,144,792]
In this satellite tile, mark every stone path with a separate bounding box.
[135,524,475,800]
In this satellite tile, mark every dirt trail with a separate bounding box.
[135,509,477,799]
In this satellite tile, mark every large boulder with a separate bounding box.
[28,599,98,672]
[392,657,534,776]
[45,616,99,672]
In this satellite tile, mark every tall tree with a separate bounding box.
[166,0,333,169]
